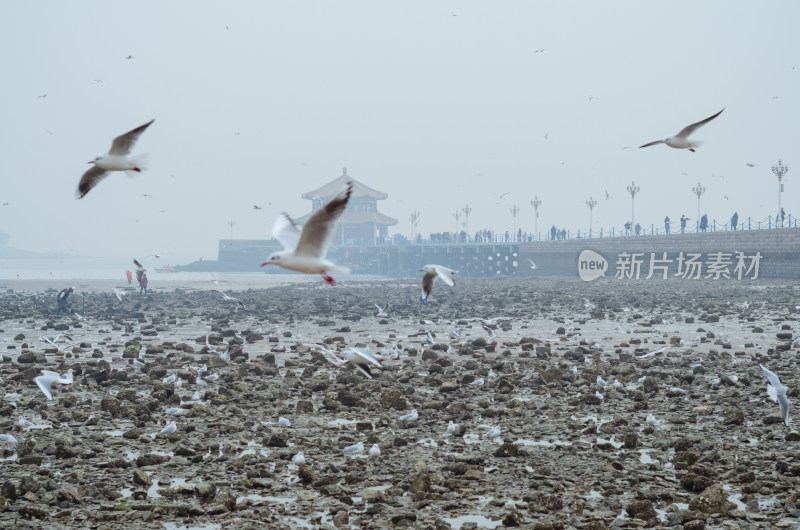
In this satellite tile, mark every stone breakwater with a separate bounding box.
[0,277,799,529]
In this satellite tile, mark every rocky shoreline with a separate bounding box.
[1,277,799,529]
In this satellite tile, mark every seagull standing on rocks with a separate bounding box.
[76,119,154,198]
[447,421,459,434]
[278,417,292,427]
[343,442,364,455]
[261,182,352,285]
[368,444,381,459]
[638,108,724,152]
[398,409,419,423]
[419,264,457,305]
[292,451,306,465]
[760,364,790,426]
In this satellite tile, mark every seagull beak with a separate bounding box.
[87,161,95,165]
[260,261,270,267]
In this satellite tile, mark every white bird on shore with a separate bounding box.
[160,421,177,434]
[113,288,126,301]
[374,303,389,317]
[613,379,623,389]
[76,119,155,198]
[278,417,292,427]
[468,378,485,387]
[343,442,364,455]
[482,324,497,343]
[33,369,74,400]
[399,409,419,423]
[639,109,723,152]
[162,374,177,384]
[760,364,790,426]
[447,421,459,434]
[595,391,604,400]
[528,259,538,270]
[645,414,657,426]
[204,373,219,382]
[337,348,383,379]
[368,443,381,459]
[18,417,35,429]
[484,426,501,438]
[261,182,352,285]
[419,264,458,305]
[596,376,607,386]
[164,407,186,416]
[0,433,18,448]
[292,451,306,465]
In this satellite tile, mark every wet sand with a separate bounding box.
[1,277,799,528]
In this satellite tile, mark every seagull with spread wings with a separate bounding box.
[76,119,154,198]
[639,109,724,152]
[261,182,352,284]
[419,264,458,305]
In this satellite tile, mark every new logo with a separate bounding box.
[578,250,608,281]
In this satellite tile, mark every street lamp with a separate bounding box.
[227,219,235,240]
[772,159,789,227]
[453,210,461,238]
[626,181,640,231]
[510,204,520,241]
[585,196,597,237]
[462,204,472,238]
[692,182,706,222]
[409,210,420,243]
[530,196,542,237]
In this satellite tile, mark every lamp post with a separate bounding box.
[530,196,542,237]
[409,210,420,243]
[462,204,472,239]
[585,196,597,237]
[227,219,235,240]
[626,181,640,230]
[772,159,789,227]
[692,181,705,222]
[510,204,520,241]
[453,210,461,239]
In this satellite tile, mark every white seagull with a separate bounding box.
[211,289,245,308]
[484,426,501,438]
[292,451,306,465]
[33,369,74,400]
[398,409,419,423]
[447,421,459,434]
[374,303,390,317]
[368,443,381,459]
[112,288,126,301]
[638,108,724,152]
[261,182,352,285]
[278,416,292,427]
[343,441,364,455]
[337,348,383,379]
[76,119,154,198]
[420,264,458,305]
[0,433,19,448]
[760,364,790,426]
[160,421,177,434]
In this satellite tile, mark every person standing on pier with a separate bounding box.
[664,216,670,234]
[731,212,738,231]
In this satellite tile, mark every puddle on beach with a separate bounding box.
[514,439,573,447]
[444,514,503,529]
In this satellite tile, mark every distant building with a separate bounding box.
[295,167,398,243]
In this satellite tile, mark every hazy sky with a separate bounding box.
[1,1,798,264]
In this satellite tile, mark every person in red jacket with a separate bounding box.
[126,270,132,284]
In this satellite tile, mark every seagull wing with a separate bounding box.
[778,394,790,425]
[76,165,110,199]
[133,259,145,271]
[109,119,155,155]
[271,213,302,251]
[434,266,457,287]
[760,364,784,390]
[767,384,778,403]
[350,348,383,369]
[675,108,724,139]
[638,139,665,149]
[33,375,57,400]
[294,182,352,258]
[352,363,374,379]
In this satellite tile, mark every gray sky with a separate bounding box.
[1,1,798,263]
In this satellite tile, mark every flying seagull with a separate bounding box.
[76,119,154,198]
[211,289,245,308]
[133,259,146,284]
[639,108,724,152]
[337,348,384,379]
[261,182,352,284]
[420,264,458,305]
[374,303,390,317]
[33,369,74,400]
[760,364,790,427]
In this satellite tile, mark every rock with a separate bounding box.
[333,510,349,527]
[132,470,152,487]
[689,484,735,515]
[494,442,519,458]
[526,492,563,512]
[19,476,39,494]
[622,431,638,449]
[497,378,515,393]
[502,510,524,526]
[409,471,431,498]
[136,454,170,467]
[19,505,48,519]
[298,464,316,484]
[122,345,140,358]
[722,407,744,425]
[56,483,81,503]
[439,380,459,392]
[101,396,122,417]
[337,389,359,407]
[195,482,217,502]
[626,499,656,519]
[380,389,407,410]
[539,368,561,382]
[17,351,37,363]
[266,432,288,448]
